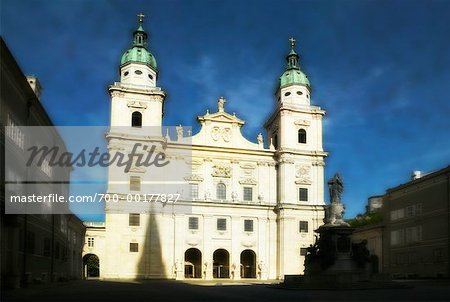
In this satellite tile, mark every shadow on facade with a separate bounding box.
[136,210,166,279]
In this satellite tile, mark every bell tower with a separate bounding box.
[264,38,327,205]
[264,38,327,278]
[109,13,166,128]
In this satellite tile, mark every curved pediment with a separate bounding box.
[191,98,265,150]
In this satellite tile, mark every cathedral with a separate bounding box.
[83,14,327,280]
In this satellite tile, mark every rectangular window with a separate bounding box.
[217,218,227,231]
[60,216,67,234]
[415,204,422,215]
[55,241,60,259]
[299,221,309,233]
[243,187,253,201]
[26,232,35,254]
[405,227,413,243]
[300,248,308,256]
[130,243,139,253]
[6,114,25,149]
[406,206,415,217]
[62,246,68,262]
[130,176,141,191]
[43,238,51,257]
[87,237,94,247]
[217,183,226,200]
[189,217,199,230]
[299,188,308,202]
[390,208,405,221]
[129,213,140,226]
[191,184,199,199]
[244,219,254,232]
[390,229,404,246]
[434,248,444,263]
[405,226,422,243]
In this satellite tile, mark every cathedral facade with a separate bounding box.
[83,16,327,280]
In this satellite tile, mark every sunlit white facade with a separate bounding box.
[83,18,327,280]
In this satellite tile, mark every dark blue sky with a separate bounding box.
[2,0,450,219]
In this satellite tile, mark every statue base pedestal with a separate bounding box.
[303,224,370,284]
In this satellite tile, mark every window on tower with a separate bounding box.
[129,213,140,227]
[131,111,142,128]
[298,129,306,144]
[299,188,308,202]
[273,134,278,149]
[129,243,139,253]
[299,221,309,232]
[130,176,141,191]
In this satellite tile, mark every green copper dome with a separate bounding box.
[279,38,310,88]
[121,47,157,69]
[280,69,310,87]
[120,14,157,70]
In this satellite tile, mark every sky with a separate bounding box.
[2,0,450,220]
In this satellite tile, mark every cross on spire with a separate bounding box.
[289,37,296,49]
[137,13,145,23]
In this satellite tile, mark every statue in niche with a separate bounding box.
[203,261,208,279]
[204,190,211,201]
[258,193,264,203]
[231,191,238,202]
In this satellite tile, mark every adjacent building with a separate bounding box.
[352,166,450,278]
[0,38,85,288]
[382,165,450,278]
[82,222,106,278]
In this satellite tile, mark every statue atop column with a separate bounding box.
[325,173,349,226]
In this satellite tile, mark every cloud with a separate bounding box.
[172,55,274,141]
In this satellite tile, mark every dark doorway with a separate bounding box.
[83,254,99,278]
[185,248,202,278]
[240,249,256,278]
[213,249,229,278]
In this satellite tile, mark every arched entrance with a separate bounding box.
[213,249,229,278]
[83,254,99,278]
[184,248,202,278]
[240,249,256,278]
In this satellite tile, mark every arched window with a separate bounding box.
[298,129,306,144]
[131,111,142,128]
[216,183,226,200]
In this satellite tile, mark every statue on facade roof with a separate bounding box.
[257,133,263,145]
[218,97,226,112]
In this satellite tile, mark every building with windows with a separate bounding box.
[82,222,106,278]
[1,38,85,288]
[86,16,327,280]
[382,165,450,278]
